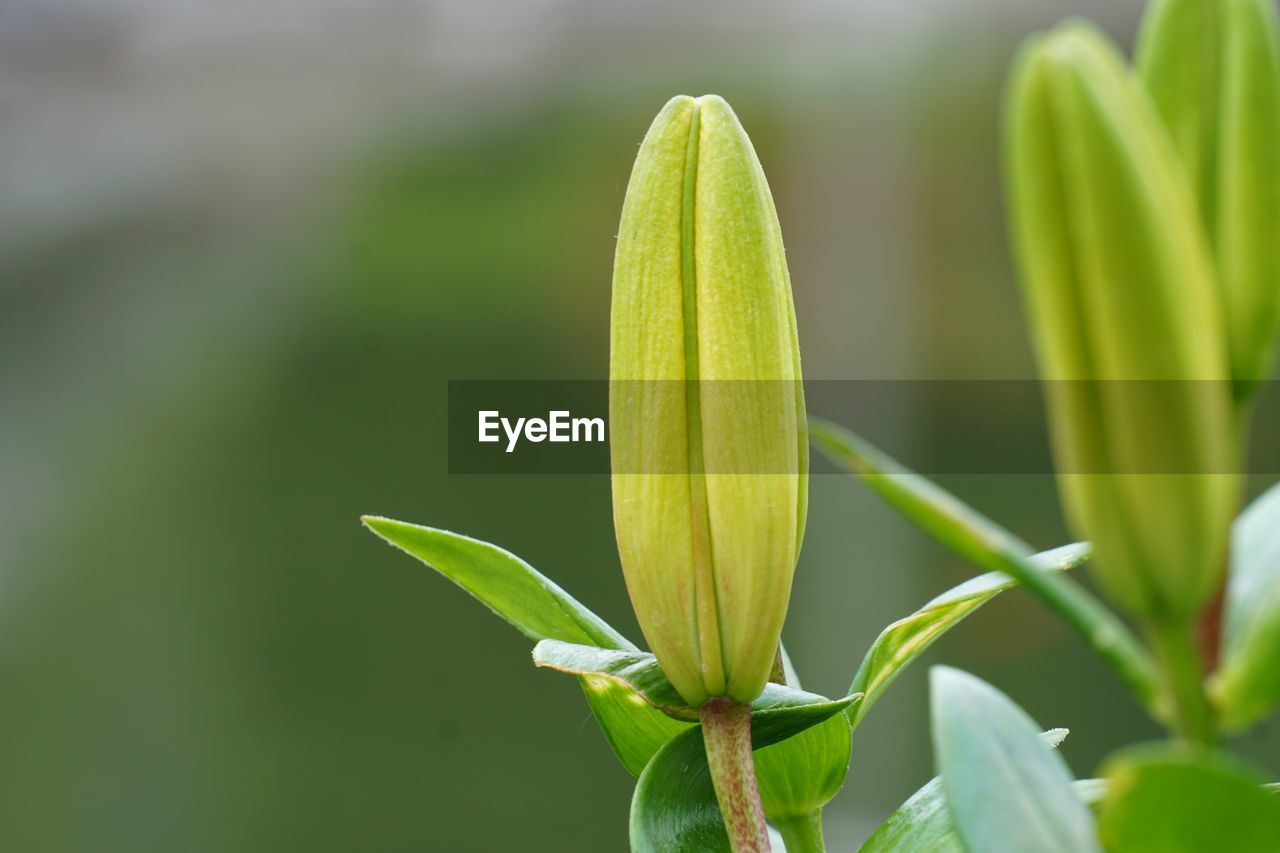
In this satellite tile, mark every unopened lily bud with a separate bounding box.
[610,95,807,706]
[1005,24,1238,620]
[1138,0,1280,397]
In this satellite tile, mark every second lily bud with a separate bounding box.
[1005,23,1239,622]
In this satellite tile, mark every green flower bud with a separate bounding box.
[609,95,807,707]
[1138,0,1280,396]
[1004,23,1238,620]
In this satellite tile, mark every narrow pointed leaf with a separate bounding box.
[850,543,1090,724]
[1212,482,1280,729]
[932,667,1099,853]
[362,516,682,775]
[362,516,632,648]
[747,691,861,745]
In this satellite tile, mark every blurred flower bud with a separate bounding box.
[1138,0,1280,397]
[1004,23,1239,621]
[610,95,807,706]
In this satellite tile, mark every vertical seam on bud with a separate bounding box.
[680,98,727,696]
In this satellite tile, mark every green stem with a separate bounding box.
[774,811,825,853]
[700,698,771,853]
[1148,617,1218,746]
[810,419,1163,717]
[990,542,1163,712]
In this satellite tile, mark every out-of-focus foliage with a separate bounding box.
[1097,746,1280,853]
[1211,482,1280,729]
[1137,0,1280,397]
[1005,22,1236,623]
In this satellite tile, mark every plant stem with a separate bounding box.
[989,542,1163,712]
[1148,616,1218,746]
[700,698,771,853]
[809,419,1163,717]
[774,811,825,853]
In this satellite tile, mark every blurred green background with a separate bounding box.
[3,1,1278,850]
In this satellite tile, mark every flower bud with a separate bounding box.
[610,95,807,706]
[1004,24,1238,620]
[1138,0,1280,396]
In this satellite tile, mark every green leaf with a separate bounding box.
[534,640,859,724]
[1098,745,1280,853]
[755,715,851,822]
[1210,482,1280,729]
[580,680,692,777]
[812,418,1161,710]
[362,516,632,649]
[860,730,1097,852]
[362,516,683,775]
[861,776,963,853]
[849,542,1090,724]
[629,727,736,853]
[931,667,1099,853]
[756,647,853,827]
[861,774,1104,853]
[534,641,694,719]
[630,692,861,853]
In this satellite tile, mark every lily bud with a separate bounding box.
[1138,0,1280,396]
[1004,24,1238,620]
[610,95,807,707]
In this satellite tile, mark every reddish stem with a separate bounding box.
[1197,579,1226,675]
[700,698,771,853]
